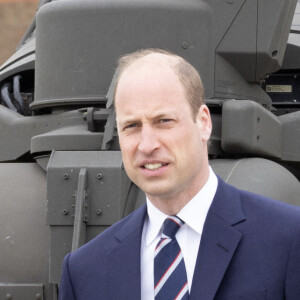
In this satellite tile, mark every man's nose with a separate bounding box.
[138,126,160,155]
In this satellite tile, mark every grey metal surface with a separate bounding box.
[0,283,58,300]
[280,110,300,161]
[0,106,102,161]
[31,0,297,112]
[0,163,48,283]
[0,35,35,81]
[221,100,300,161]
[221,100,282,158]
[47,150,145,282]
[33,0,212,109]
[0,284,44,300]
[47,151,133,226]
[71,168,88,251]
[0,1,299,299]
[211,158,300,206]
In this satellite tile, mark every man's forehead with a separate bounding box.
[115,55,179,99]
[114,53,184,111]
[121,53,178,76]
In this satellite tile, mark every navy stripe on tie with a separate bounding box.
[154,216,189,299]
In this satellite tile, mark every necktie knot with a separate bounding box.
[162,216,184,239]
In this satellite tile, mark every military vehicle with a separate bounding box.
[0,0,299,298]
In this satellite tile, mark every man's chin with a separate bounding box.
[144,187,174,201]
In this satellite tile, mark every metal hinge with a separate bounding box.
[71,168,89,251]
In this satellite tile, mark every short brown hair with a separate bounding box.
[114,48,205,119]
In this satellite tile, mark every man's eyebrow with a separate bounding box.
[118,118,139,127]
[117,111,177,125]
[153,112,177,120]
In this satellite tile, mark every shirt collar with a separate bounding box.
[145,197,167,246]
[145,167,218,246]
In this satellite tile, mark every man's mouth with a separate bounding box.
[143,163,167,170]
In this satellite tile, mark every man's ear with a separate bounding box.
[196,104,212,142]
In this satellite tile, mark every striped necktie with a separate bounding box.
[154,216,189,300]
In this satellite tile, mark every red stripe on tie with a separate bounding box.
[169,217,181,227]
[154,249,181,290]
[155,238,167,251]
[175,281,188,299]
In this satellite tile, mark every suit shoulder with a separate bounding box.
[241,189,300,219]
[217,177,300,231]
[234,187,300,236]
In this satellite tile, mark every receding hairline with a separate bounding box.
[114,49,205,119]
[114,50,184,101]
[116,51,184,88]
[117,48,182,71]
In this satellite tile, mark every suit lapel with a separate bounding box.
[105,178,245,299]
[190,177,246,300]
[107,205,147,300]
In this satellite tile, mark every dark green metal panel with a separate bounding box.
[0,163,48,283]
[0,1,299,299]
[0,283,58,300]
[211,158,300,206]
[221,100,282,158]
[47,151,132,225]
[47,150,145,282]
[33,0,213,110]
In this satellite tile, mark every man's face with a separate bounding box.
[115,59,211,204]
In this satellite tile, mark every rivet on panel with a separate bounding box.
[181,41,189,49]
[35,293,42,300]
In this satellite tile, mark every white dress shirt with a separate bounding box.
[141,167,218,299]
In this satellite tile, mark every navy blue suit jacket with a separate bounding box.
[59,177,300,299]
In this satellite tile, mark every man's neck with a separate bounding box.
[146,168,210,215]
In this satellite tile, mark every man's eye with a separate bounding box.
[159,119,172,123]
[125,123,137,129]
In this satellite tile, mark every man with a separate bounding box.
[59,49,300,299]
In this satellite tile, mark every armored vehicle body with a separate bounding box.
[0,0,299,298]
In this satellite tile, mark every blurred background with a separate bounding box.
[0,0,38,65]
